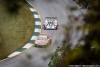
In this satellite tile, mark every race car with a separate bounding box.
[43,17,58,30]
[35,33,52,48]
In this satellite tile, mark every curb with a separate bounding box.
[0,5,42,61]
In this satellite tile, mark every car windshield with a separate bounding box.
[38,37,48,41]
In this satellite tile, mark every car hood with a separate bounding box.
[36,40,47,45]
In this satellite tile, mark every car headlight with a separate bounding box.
[45,41,48,44]
[35,41,38,44]
[45,41,49,44]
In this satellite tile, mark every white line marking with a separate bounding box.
[34,28,40,32]
[23,43,33,48]
[31,36,38,40]
[34,15,39,18]
[8,52,21,58]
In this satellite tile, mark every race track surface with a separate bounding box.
[0,0,84,67]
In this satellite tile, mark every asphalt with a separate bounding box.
[0,0,85,67]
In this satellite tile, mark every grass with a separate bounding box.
[0,1,35,60]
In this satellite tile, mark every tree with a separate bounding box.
[0,0,27,14]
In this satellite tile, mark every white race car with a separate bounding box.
[35,34,52,48]
[44,17,58,30]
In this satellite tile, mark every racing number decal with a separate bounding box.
[44,17,58,30]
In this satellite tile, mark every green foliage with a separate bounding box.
[48,46,62,67]
[0,0,27,14]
